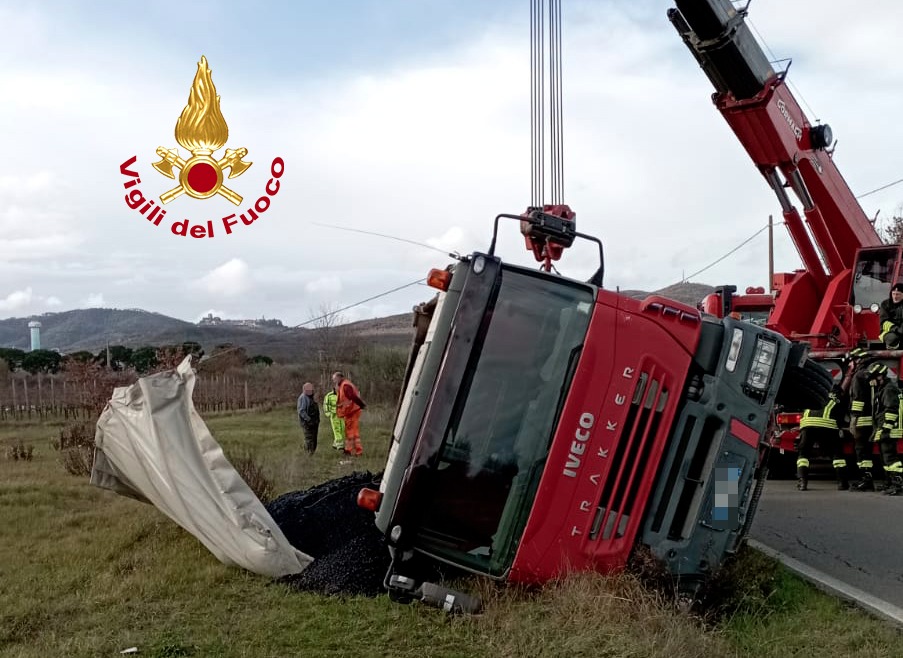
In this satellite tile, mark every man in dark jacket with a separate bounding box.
[879,283,903,348]
[297,382,320,455]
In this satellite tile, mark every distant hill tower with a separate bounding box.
[28,321,41,351]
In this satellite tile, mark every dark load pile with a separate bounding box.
[266,471,390,596]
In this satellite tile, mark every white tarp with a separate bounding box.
[90,356,312,578]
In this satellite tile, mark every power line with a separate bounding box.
[293,278,428,328]
[747,17,820,123]
[856,177,903,200]
[680,223,771,283]
[312,222,463,259]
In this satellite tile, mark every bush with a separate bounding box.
[349,345,409,406]
[694,544,793,622]
[56,421,96,477]
[5,441,34,461]
[229,449,275,504]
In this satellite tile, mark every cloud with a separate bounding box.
[0,2,901,326]
[0,287,63,314]
[197,309,230,322]
[305,276,342,294]
[0,287,33,311]
[425,226,477,257]
[83,293,104,307]
[0,172,84,262]
[193,259,252,297]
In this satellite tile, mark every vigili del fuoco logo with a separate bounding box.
[119,56,284,238]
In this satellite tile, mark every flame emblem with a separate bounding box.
[152,56,252,205]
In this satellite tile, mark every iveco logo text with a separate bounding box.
[563,413,595,478]
[776,99,803,141]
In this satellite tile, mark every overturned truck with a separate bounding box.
[357,207,806,612]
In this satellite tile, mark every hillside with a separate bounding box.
[0,282,715,361]
[621,281,715,306]
[0,308,410,362]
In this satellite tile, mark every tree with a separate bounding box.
[0,348,26,371]
[21,349,62,374]
[130,346,159,374]
[199,343,248,373]
[93,345,134,371]
[66,351,95,364]
[877,205,903,244]
[249,354,273,366]
[182,341,204,359]
[307,302,353,386]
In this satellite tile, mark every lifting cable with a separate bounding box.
[530,0,543,208]
[531,0,565,207]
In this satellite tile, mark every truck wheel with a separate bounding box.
[775,358,833,410]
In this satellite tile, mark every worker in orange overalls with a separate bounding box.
[332,371,366,456]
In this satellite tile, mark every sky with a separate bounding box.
[3,0,903,331]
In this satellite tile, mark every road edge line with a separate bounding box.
[748,539,903,628]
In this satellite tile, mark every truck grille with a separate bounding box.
[589,368,668,541]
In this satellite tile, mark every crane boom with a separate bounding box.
[668,0,884,345]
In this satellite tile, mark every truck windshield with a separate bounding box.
[415,268,594,577]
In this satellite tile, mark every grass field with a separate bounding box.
[1,404,902,657]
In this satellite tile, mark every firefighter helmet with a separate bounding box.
[849,347,869,360]
[867,362,889,381]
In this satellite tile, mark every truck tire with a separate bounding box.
[768,358,833,480]
[775,358,833,411]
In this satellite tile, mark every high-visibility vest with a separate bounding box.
[891,393,903,440]
[873,382,902,440]
[323,391,338,419]
[800,396,840,430]
[336,378,361,418]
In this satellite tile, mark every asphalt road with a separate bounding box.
[749,478,903,610]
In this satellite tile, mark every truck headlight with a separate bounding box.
[725,328,744,372]
[746,337,778,390]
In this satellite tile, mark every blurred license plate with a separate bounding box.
[711,465,742,530]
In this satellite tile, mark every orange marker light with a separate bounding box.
[427,268,451,291]
[357,487,383,512]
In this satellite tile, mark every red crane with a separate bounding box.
[669,0,903,469]
[669,0,896,350]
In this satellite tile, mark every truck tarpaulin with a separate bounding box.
[89,356,312,578]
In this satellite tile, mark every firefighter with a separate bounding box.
[878,283,903,348]
[323,383,346,450]
[866,363,903,496]
[848,348,880,491]
[796,385,848,491]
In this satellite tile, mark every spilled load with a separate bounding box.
[90,356,311,579]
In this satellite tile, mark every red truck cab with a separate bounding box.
[362,213,797,611]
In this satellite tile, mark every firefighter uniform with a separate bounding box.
[796,388,848,491]
[879,291,903,348]
[848,352,879,491]
[868,363,903,496]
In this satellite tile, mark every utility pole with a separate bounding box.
[768,215,774,292]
